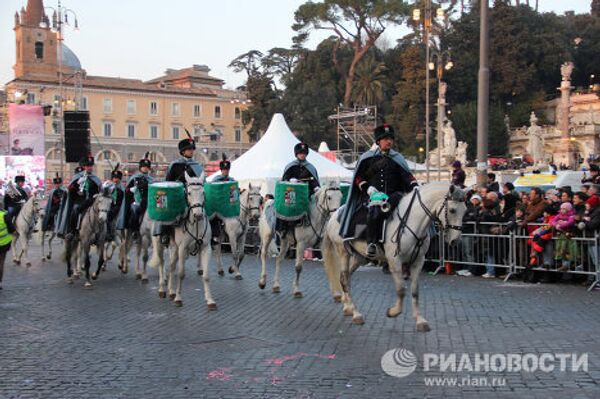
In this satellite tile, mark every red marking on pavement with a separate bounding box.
[207,368,233,381]
[265,352,336,366]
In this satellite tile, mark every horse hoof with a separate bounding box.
[91,273,98,280]
[207,303,217,311]
[121,269,127,275]
[343,308,353,317]
[416,322,431,332]
[158,291,166,298]
[258,282,266,290]
[13,260,20,265]
[174,300,183,307]
[141,277,149,284]
[42,258,46,262]
[73,274,80,280]
[46,255,52,260]
[386,308,401,318]
[25,262,31,267]
[197,269,204,276]
[352,315,365,325]
[169,293,176,301]
[272,286,281,294]
[293,291,303,298]
[67,278,74,285]
[136,274,142,280]
[333,295,342,303]
[234,275,243,281]
[84,282,93,289]
[218,270,224,277]
[228,266,235,274]
[102,266,106,272]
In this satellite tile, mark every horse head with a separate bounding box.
[245,183,262,220]
[317,180,343,213]
[440,184,467,246]
[185,171,205,221]
[94,182,114,223]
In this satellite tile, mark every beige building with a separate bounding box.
[4,0,251,181]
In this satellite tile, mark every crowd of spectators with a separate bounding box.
[449,168,600,286]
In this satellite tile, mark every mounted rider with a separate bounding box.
[117,153,153,239]
[339,123,418,258]
[210,154,235,245]
[4,175,29,225]
[153,132,204,246]
[57,154,102,239]
[106,164,125,242]
[42,174,67,233]
[275,142,320,236]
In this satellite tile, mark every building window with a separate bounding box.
[34,41,43,59]
[103,98,112,113]
[171,102,180,116]
[127,124,136,138]
[193,104,202,117]
[26,93,36,104]
[235,128,241,142]
[235,107,241,120]
[102,150,111,160]
[80,96,88,110]
[103,122,112,137]
[149,101,158,115]
[127,100,136,115]
[214,105,221,119]
[128,153,134,161]
[52,120,60,135]
[210,128,221,142]
[172,126,180,139]
[150,124,159,139]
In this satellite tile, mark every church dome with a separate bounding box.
[58,44,82,70]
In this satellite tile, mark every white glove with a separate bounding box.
[578,222,586,230]
[367,186,377,196]
[130,186,137,194]
[290,178,299,183]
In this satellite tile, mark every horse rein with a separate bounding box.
[183,181,208,255]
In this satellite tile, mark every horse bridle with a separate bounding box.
[241,191,262,215]
[185,181,206,213]
[415,189,463,233]
[316,187,341,215]
[184,181,208,255]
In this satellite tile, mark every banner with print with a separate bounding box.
[8,103,45,156]
[0,156,46,190]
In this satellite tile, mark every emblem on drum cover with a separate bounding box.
[284,187,296,206]
[229,186,239,203]
[155,191,168,209]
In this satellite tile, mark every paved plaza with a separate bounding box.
[1,244,600,399]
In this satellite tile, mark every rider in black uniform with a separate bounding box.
[4,175,29,225]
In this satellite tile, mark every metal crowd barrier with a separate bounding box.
[427,221,600,292]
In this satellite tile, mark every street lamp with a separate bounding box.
[413,1,445,183]
[429,50,453,180]
[41,0,79,180]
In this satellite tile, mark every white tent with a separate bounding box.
[208,113,353,194]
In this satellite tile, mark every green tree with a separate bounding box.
[292,0,410,107]
[451,101,508,159]
[352,56,387,106]
[228,50,264,77]
[242,72,281,141]
[261,47,303,87]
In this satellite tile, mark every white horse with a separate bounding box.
[65,184,114,288]
[258,181,343,297]
[11,192,42,266]
[118,212,154,282]
[212,183,262,280]
[149,172,216,309]
[322,182,466,330]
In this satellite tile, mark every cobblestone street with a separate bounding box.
[1,244,600,399]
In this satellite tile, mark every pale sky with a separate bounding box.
[0,0,592,90]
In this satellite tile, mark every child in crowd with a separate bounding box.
[529,206,557,266]
[552,202,578,271]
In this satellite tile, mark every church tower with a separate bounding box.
[13,0,59,80]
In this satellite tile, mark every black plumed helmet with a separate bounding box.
[111,163,123,180]
[294,142,309,156]
[79,152,94,166]
[139,152,152,168]
[374,124,395,142]
[14,175,25,183]
[52,173,62,185]
[219,153,231,170]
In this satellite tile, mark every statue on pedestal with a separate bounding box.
[456,141,468,165]
[442,119,457,158]
[526,112,545,165]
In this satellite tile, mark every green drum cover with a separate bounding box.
[147,182,186,222]
[340,183,351,205]
[274,181,309,220]
[205,181,240,219]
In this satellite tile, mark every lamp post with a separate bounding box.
[41,0,79,180]
[413,2,445,183]
[429,51,453,180]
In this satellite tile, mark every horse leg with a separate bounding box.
[92,241,105,280]
[135,239,142,280]
[11,236,21,264]
[119,232,130,274]
[410,258,430,332]
[273,237,289,294]
[47,233,54,260]
[83,243,92,288]
[340,256,364,324]
[214,240,224,277]
[200,245,216,310]
[386,257,406,319]
[258,229,272,290]
[156,240,166,298]
[167,243,178,300]
[322,234,343,302]
[228,232,243,280]
[173,245,186,306]
[66,239,74,284]
[22,235,32,267]
[41,232,46,261]
[292,241,306,298]
[141,236,149,283]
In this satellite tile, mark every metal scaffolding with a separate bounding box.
[329,105,377,164]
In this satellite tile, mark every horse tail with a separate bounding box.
[321,229,343,297]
